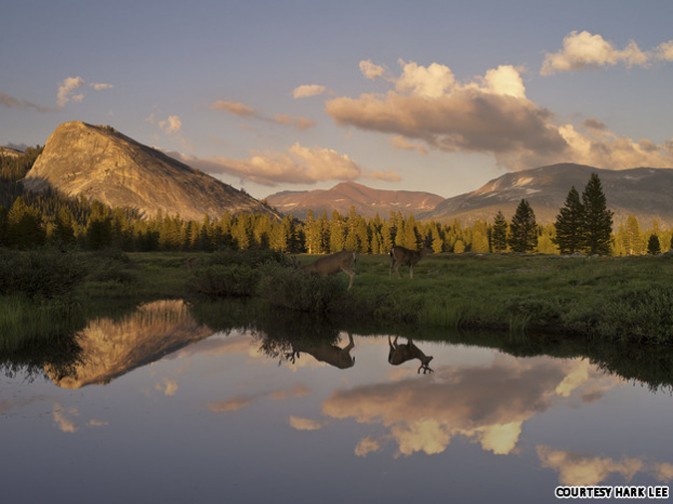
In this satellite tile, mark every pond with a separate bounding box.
[2,299,673,503]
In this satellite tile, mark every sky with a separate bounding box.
[2,0,673,200]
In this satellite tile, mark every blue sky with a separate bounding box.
[2,0,673,199]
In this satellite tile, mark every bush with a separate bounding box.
[257,265,347,314]
[187,264,260,297]
[595,287,673,343]
[0,249,86,299]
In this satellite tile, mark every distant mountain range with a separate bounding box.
[22,121,277,221]
[265,181,444,219]
[6,122,673,227]
[266,163,673,226]
[419,163,673,226]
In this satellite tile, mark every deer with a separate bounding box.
[285,333,355,369]
[301,250,357,289]
[389,245,432,279]
[388,336,434,374]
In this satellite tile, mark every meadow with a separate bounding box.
[3,249,673,356]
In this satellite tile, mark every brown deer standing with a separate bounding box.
[388,336,434,374]
[389,245,432,279]
[302,250,357,289]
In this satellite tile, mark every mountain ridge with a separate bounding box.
[22,121,277,221]
[265,180,445,219]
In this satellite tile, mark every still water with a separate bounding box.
[2,299,673,503]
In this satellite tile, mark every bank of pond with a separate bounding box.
[3,248,673,379]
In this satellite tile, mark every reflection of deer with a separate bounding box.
[286,333,355,369]
[389,246,432,279]
[302,250,357,289]
[388,336,434,374]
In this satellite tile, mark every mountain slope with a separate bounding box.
[265,181,444,219]
[421,163,673,226]
[23,121,276,221]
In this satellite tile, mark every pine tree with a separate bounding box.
[509,199,537,253]
[491,211,508,253]
[582,173,613,255]
[647,234,661,255]
[554,186,585,254]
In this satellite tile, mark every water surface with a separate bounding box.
[2,300,673,503]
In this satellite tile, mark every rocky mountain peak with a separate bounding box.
[23,121,277,221]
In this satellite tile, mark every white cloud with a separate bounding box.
[327,60,567,170]
[293,84,326,99]
[175,142,363,186]
[327,58,673,171]
[289,416,324,431]
[211,99,314,130]
[158,115,182,134]
[541,31,649,75]
[396,59,456,98]
[57,76,85,108]
[211,99,255,117]
[90,82,114,91]
[359,59,387,80]
[655,40,673,61]
[0,91,52,112]
[55,76,112,108]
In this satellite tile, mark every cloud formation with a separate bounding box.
[174,142,363,186]
[158,115,182,134]
[293,84,327,99]
[210,99,315,130]
[0,91,52,112]
[327,60,567,170]
[53,76,114,109]
[541,31,673,75]
[327,59,673,170]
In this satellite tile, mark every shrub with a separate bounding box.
[257,265,347,314]
[0,249,86,299]
[187,264,260,297]
[595,287,673,344]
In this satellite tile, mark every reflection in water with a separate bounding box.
[387,336,433,374]
[5,298,673,502]
[323,356,615,457]
[285,332,355,369]
[45,300,212,388]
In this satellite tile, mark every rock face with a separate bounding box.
[0,146,23,158]
[24,121,276,221]
[421,163,673,226]
[265,181,444,219]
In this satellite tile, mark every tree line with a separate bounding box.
[1,150,671,256]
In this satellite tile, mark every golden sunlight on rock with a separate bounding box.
[45,300,213,388]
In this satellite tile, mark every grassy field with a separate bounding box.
[4,249,673,348]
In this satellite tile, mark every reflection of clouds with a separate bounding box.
[53,404,78,433]
[652,463,673,482]
[355,437,382,457]
[172,332,261,360]
[52,402,109,433]
[289,416,324,431]
[155,378,178,397]
[537,445,647,485]
[208,397,251,413]
[209,385,311,414]
[322,356,617,457]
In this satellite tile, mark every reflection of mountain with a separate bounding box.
[45,300,212,388]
